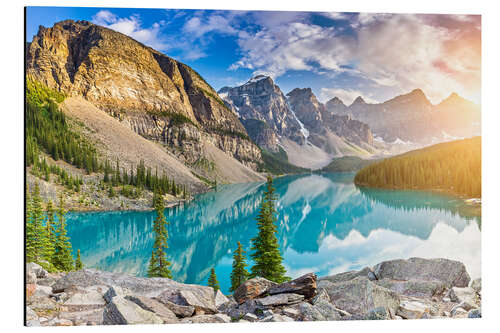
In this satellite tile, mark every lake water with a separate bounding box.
[66,173,481,294]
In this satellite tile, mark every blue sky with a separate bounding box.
[26,7,481,105]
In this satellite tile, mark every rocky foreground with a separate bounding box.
[25,257,481,326]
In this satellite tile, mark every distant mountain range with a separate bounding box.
[26,20,481,178]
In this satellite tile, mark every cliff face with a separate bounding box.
[26,20,261,170]
[286,88,374,149]
[218,75,306,145]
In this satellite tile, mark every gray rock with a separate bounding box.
[471,278,481,295]
[372,258,470,287]
[281,307,300,318]
[103,286,133,304]
[103,296,163,325]
[242,313,259,322]
[298,302,326,321]
[397,299,436,319]
[27,262,48,279]
[59,308,105,325]
[28,295,58,311]
[46,318,73,326]
[26,319,41,327]
[448,287,479,307]
[180,314,231,324]
[26,306,37,321]
[255,293,304,308]
[33,285,53,298]
[268,273,317,299]
[26,270,37,285]
[63,290,106,311]
[214,289,230,309]
[319,267,372,284]
[233,277,277,304]
[154,296,195,318]
[451,307,468,318]
[126,295,179,323]
[261,314,294,322]
[375,279,447,298]
[262,309,274,317]
[311,288,330,305]
[226,299,257,320]
[320,277,400,315]
[313,300,341,320]
[366,307,390,320]
[468,308,481,318]
[158,288,217,314]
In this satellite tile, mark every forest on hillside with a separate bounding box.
[354,137,481,198]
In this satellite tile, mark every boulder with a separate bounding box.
[281,307,300,318]
[313,300,342,320]
[233,277,277,304]
[126,295,178,323]
[298,302,326,321]
[448,287,479,307]
[374,279,447,298]
[268,273,317,299]
[311,289,330,305]
[26,306,38,321]
[63,290,106,311]
[28,295,59,311]
[103,286,133,304]
[155,294,195,318]
[372,258,470,287]
[59,308,105,325]
[255,293,304,308]
[319,267,373,284]
[397,299,437,319]
[46,318,73,326]
[261,314,294,322]
[26,319,41,327]
[157,288,217,314]
[366,307,390,320]
[468,308,481,318]
[242,313,259,322]
[226,299,257,319]
[451,307,468,318]
[33,285,53,298]
[180,314,231,324]
[320,277,400,315]
[27,262,48,279]
[103,296,163,325]
[26,283,36,299]
[471,278,481,295]
[214,289,230,309]
[26,269,37,285]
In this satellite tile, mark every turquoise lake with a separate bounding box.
[66,173,481,294]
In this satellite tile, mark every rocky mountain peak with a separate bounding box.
[350,96,366,107]
[326,97,346,108]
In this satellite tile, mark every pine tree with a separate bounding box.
[26,183,51,263]
[45,200,56,258]
[75,249,83,270]
[147,189,172,278]
[250,176,288,283]
[230,241,249,292]
[52,193,74,271]
[26,184,35,262]
[208,268,220,292]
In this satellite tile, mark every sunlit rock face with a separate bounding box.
[326,89,480,144]
[26,20,262,170]
[66,174,480,293]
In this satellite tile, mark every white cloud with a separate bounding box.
[320,87,379,105]
[91,10,168,51]
[182,14,238,37]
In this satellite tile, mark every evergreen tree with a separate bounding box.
[147,189,172,278]
[26,183,51,263]
[230,241,249,292]
[75,249,83,270]
[250,176,288,283]
[208,268,220,292]
[52,193,74,271]
[45,200,56,258]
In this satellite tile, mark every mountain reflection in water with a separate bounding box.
[66,173,481,293]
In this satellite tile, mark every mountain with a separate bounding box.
[220,77,378,169]
[218,75,306,148]
[326,89,480,144]
[26,20,263,184]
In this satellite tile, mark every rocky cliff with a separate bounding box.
[326,89,480,144]
[26,20,262,172]
[218,75,306,145]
